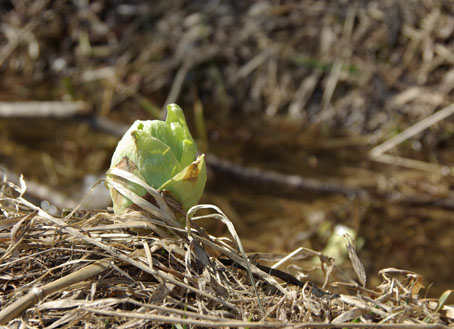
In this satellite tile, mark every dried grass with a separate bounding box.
[2,0,454,138]
[1,173,452,328]
[1,1,454,327]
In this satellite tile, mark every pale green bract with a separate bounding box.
[106,104,207,215]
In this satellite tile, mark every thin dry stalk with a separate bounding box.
[370,104,454,159]
[0,101,85,118]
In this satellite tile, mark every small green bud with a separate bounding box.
[106,104,207,214]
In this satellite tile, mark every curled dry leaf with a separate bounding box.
[344,233,366,288]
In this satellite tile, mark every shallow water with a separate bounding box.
[1,115,453,297]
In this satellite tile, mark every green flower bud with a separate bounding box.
[106,104,207,215]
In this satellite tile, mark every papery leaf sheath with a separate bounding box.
[160,154,207,212]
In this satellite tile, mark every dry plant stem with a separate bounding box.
[369,104,454,158]
[124,298,224,321]
[371,154,445,173]
[164,61,192,107]
[0,261,110,325]
[387,193,454,210]
[193,233,290,297]
[271,246,306,269]
[0,39,18,68]
[0,101,85,118]
[331,282,381,297]
[288,71,322,118]
[321,4,356,111]
[230,50,271,84]
[188,205,264,313]
[80,308,452,329]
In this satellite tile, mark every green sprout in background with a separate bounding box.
[106,104,207,215]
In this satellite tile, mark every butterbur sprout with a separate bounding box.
[106,104,207,215]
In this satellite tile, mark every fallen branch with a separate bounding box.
[206,154,368,198]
